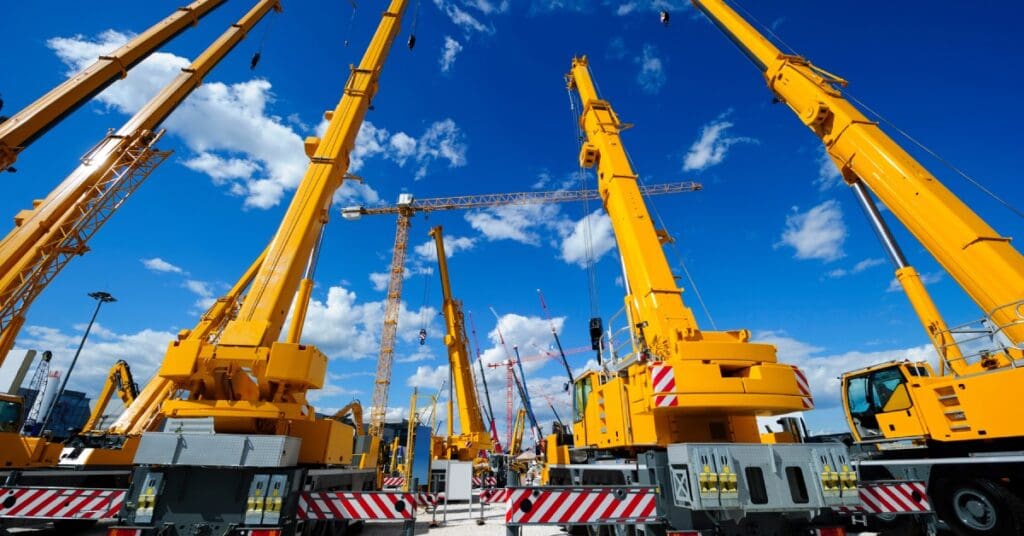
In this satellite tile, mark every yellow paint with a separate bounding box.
[566,58,808,452]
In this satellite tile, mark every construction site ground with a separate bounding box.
[2,501,888,536]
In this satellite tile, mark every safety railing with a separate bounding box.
[936,299,1024,375]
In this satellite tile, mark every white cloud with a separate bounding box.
[615,0,688,15]
[369,272,392,292]
[887,272,943,293]
[440,36,464,73]
[682,112,756,172]
[294,284,438,360]
[141,258,183,274]
[827,257,886,279]
[4,324,176,397]
[754,330,934,411]
[635,44,666,94]
[396,347,436,363]
[777,200,847,262]
[413,235,477,262]
[48,31,378,210]
[560,209,616,268]
[465,204,570,245]
[606,37,627,60]
[407,364,450,389]
[347,119,467,181]
[815,147,844,190]
[433,0,495,35]
[183,279,216,310]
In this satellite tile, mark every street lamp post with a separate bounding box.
[38,291,116,436]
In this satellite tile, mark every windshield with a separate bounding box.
[0,400,22,433]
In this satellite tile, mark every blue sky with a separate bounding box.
[2,0,1022,439]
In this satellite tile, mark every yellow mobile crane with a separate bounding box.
[0,0,281,471]
[79,360,138,434]
[0,0,226,172]
[427,225,493,462]
[692,1,1024,533]
[542,57,859,534]
[107,2,411,534]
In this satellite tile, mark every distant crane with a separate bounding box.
[341,181,702,446]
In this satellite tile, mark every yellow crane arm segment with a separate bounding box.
[81,360,137,433]
[218,0,408,349]
[0,0,227,171]
[0,0,281,369]
[693,0,1024,355]
[430,226,489,438]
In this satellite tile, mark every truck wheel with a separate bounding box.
[935,478,1024,535]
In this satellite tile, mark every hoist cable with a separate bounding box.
[843,91,1024,221]
[566,85,600,317]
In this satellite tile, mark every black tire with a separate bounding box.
[933,478,1024,535]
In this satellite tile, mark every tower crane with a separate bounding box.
[107,2,413,533]
[540,57,859,534]
[340,181,701,460]
[0,0,227,172]
[693,1,1024,532]
[0,0,281,470]
[427,225,493,461]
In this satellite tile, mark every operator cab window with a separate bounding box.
[573,379,591,423]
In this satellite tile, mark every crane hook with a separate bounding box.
[249,52,261,71]
[407,34,417,50]
[418,328,427,345]
[660,10,670,26]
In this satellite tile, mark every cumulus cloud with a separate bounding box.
[815,147,844,191]
[433,0,498,35]
[413,235,477,262]
[682,112,756,172]
[141,258,183,274]
[346,119,467,181]
[408,364,450,389]
[47,30,385,210]
[465,204,570,245]
[440,36,464,73]
[826,257,886,279]
[635,44,666,94]
[777,200,847,262]
[560,209,616,268]
[754,330,934,410]
[293,284,439,361]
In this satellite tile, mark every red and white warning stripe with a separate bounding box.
[0,487,125,520]
[480,488,510,504]
[298,492,417,521]
[649,364,677,408]
[472,476,498,488]
[417,493,438,506]
[506,487,658,525]
[833,482,930,515]
[382,476,406,488]
[791,365,814,409]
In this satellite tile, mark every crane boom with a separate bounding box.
[693,0,1024,362]
[157,1,409,469]
[0,0,227,171]
[81,360,138,433]
[429,225,493,460]
[0,0,282,368]
[567,57,808,449]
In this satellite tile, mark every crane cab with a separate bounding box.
[0,393,23,433]
[841,361,932,444]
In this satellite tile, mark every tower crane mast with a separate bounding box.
[0,0,227,172]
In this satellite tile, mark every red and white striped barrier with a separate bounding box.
[417,492,439,506]
[480,488,510,504]
[298,492,417,521]
[505,487,658,525]
[382,476,406,488]
[472,476,498,488]
[791,365,815,409]
[834,482,930,515]
[0,487,125,520]
[649,364,677,408]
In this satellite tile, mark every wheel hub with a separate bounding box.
[953,488,997,531]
